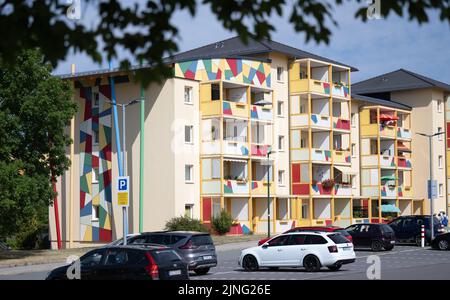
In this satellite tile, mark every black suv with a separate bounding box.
[388,215,443,246]
[125,231,217,275]
[46,245,189,280]
[345,223,396,251]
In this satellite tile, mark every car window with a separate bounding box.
[152,250,181,263]
[146,234,171,245]
[129,236,148,244]
[360,225,370,233]
[191,235,213,246]
[104,249,127,266]
[380,225,394,234]
[171,235,186,244]
[390,218,403,227]
[328,234,350,244]
[369,225,380,234]
[268,235,290,246]
[305,235,328,245]
[416,218,425,226]
[80,250,104,268]
[346,225,358,232]
[403,218,415,228]
[334,229,350,236]
[288,234,307,245]
[126,250,147,265]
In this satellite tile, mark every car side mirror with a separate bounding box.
[262,242,269,249]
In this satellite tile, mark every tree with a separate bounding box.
[0,49,76,246]
[0,0,449,86]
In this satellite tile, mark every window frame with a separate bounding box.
[185,164,194,183]
[184,125,194,144]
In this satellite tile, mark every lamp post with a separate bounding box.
[417,131,445,240]
[266,147,273,239]
[105,98,143,245]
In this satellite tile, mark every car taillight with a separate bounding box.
[328,245,338,253]
[144,252,159,280]
[179,239,199,250]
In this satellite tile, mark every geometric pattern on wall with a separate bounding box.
[174,58,271,88]
[79,80,113,242]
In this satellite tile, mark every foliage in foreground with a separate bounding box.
[165,216,209,232]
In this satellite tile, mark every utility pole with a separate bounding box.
[266,147,273,239]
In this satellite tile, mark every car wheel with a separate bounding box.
[327,264,342,271]
[194,268,210,275]
[243,255,259,272]
[371,240,383,252]
[384,245,394,251]
[438,240,449,251]
[303,255,321,272]
[415,235,423,247]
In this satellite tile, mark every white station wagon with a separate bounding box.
[239,232,355,272]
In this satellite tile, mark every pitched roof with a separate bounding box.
[353,69,450,94]
[167,36,358,71]
[352,93,412,111]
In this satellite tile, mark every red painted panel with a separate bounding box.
[293,183,310,195]
[99,228,112,242]
[202,197,212,222]
[292,164,300,183]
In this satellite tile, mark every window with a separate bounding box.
[277,67,284,82]
[351,143,357,158]
[439,155,443,169]
[92,168,99,184]
[305,235,327,245]
[211,84,220,100]
[105,249,127,266]
[288,234,307,245]
[81,250,103,268]
[185,165,193,182]
[93,92,99,107]
[185,205,193,218]
[439,184,444,197]
[185,125,193,143]
[438,127,443,141]
[438,100,443,113]
[351,113,356,127]
[268,235,290,246]
[93,128,99,145]
[184,86,193,104]
[92,205,99,221]
[277,101,284,117]
[278,170,285,186]
[278,135,285,151]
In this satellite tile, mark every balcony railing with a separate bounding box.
[250,105,272,122]
[361,155,396,168]
[311,182,333,196]
[202,140,249,156]
[290,79,331,95]
[310,114,331,129]
[291,148,332,162]
[331,84,350,99]
[380,125,396,138]
[397,157,412,169]
[334,184,352,196]
[251,144,271,157]
[333,150,351,164]
[251,181,275,195]
[223,101,248,118]
[397,127,412,140]
[361,124,396,138]
[398,186,412,198]
[381,184,397,197]
[223,179,250,195]
[332,117,350,131]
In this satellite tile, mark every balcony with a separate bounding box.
[331,84,350,99]
[223,101,248,119]
[251,181,275,195]
[361,155,396,168]
[397,157,412,169]
[223,179,250,195]
[381,184,397,198]
[398,186,413,198]
[334,184,352,196]
[397,127,412,140]
[290,148,332,163]
[251,144,271,157]
[333,150,351,164]
[250,105,272,122]
[380,125,396,138]
[332,117,350,131]
[311,182,333,196]
[290,79,331,96]
[223,141,249,156]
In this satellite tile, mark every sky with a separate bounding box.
[54,1,450,84]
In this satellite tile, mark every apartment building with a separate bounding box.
[50,37,441,248]
[353,69,450,215]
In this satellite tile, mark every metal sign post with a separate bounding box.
[117,176,130,245]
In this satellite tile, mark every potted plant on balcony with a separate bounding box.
[321,179,335,190]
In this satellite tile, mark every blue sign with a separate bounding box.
[428,180,437,199]
[117,176,129,191]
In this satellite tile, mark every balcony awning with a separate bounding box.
[223,158,247,163]
[397,142,411,153]
[381,204,401,213]
[381,175,397,181]
[253,99,272,105]
[334,166,357,175]
[379,114,399,121]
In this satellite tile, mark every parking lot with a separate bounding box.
[190,242,450,280]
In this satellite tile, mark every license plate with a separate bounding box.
[390,240,395,244]
[342,247,352,251]
[203,255,213,260]
[169,270,182,276]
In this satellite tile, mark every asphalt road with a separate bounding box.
[1,242,450,280]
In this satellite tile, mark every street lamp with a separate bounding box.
[416,131,445,240]
[266,147,273,239]
[105,98,143,245]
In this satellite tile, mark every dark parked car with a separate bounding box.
[388,215,444,246]
[345,223,396,251]
[45,245,189,280]
[126,231,217,275]
[431,232,450,250]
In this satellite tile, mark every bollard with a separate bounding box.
[421,225,425,248]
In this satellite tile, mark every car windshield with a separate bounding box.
[334,229,350,236]
[191,235,213,246]
[380,225,394,233]
[152,250,181,263]
[328,234,350,244]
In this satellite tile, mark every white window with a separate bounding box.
[92,205,99,221]
[185,125,193,143]
[278,135,285,151]
[351,113,356,127]
[277,101,284,117]
[439,155,443,169]
[438,127,443,141]
[92,168,99,184]
[184,86,193,104]
[185,205,193,218]
[277,67,284,82]
[278,170,285,186]
[93,92,99,108]
[439,183,444,197]
[437,100,443,113]
[351,143,357,158]
[185,165,193,182]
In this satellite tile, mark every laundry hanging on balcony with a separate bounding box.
[381,204,401,213]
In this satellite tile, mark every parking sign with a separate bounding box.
[117,176,129,207]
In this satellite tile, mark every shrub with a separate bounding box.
[212,210,234,235]
[164,216,209,232]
